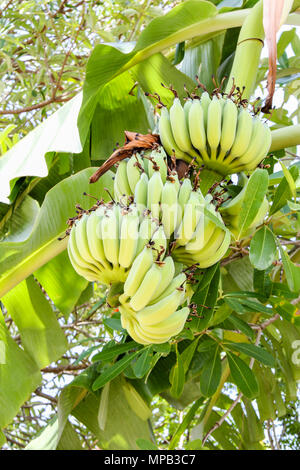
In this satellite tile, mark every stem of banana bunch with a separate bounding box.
[199,168,224,196]
[270,125,300,152]
[224,0,264,100]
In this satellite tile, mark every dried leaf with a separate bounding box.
[89,132,160,183]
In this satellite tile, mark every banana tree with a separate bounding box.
[1,0,300,450]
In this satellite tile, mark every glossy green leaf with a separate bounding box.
[92,341,139,363]
[224,342,275,367]
[0,168,114,299]
[249,226,277,270]
[169,346,185,398]
[2,276,67,369]
[92,349,143,391]
[279,246,300,293]
[199,345,222,397]
[132,347,153,378]
[270,165,299,215]
[0,321,41,428]
[169,397,204,450]
[227,352,259,399]
[237,169,269,239]
[34,250,88,317]
[190,265,220,331]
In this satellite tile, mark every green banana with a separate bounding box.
[219,98,238,160]
[149,256,175,301]
[175,190,205,246]
[123,246,155,298]
[200,91,211,129]
[158,106,192,162]
[169,97,199,158]
[147,171,163,219]
[114,159,131,197]
[207,96,222,161]
[225,107,253,163]
[118,206,139,268]
[232,116,269,167]
[126,153,144,192]
[129,262,162,311]
[101,206,120,267]
[134,172,149,214]
[136,288,184,326]
[188,98,209,161]
[147,148,168,183]
[151,225,167,258]
[161,179,179,238]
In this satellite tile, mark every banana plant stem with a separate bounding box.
[225,1,264,100]
[270,125,300,152]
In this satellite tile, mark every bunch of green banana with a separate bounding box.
[158,94,272,175]
[172,192,231,268]
[67,202,162,286]
[118,248,189,344]
[219,174,269,238]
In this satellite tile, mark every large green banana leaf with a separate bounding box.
[0,316,41,429]
[26,376,153,450]
[0,167,114,299]
[2,275,68,369]
[34,250,88,318]
[0,93,83,204]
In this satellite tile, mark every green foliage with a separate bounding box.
[0,0,300,452]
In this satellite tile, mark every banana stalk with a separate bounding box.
[225,0,264,100]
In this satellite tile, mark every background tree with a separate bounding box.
[0,0,300,450]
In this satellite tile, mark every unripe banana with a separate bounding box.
[224,107,253,162]
[101,206,120,267]
[158,106,192,162]
[161,179,179,238]
[169,98,199,158]
[67,243,99,282]
[200,91,211,129]
[191,227,227,262]
[175,190,205,246]
[188,99,209,161]
[118,206,139,268]
[114,159,131,197]
[149,256,175,302]
[151,224,167,259]
[193,229,231,267]
[147,171,163,220]
[74,214,104,271]
[123,246,154,298]
[235,123,272,171]
[134,172,149,214]
[126,153,144,192]
[136,215,159,255]
[141,307,189,338]
[129,262,162,311]
[184,215,216,253]
[219,98,238,160]
[233,117,268,167]
[137,288,184,326]
[207,96,222,161]
[147,148,168,183]
[86,207,111,270]
[148,272,186,305]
